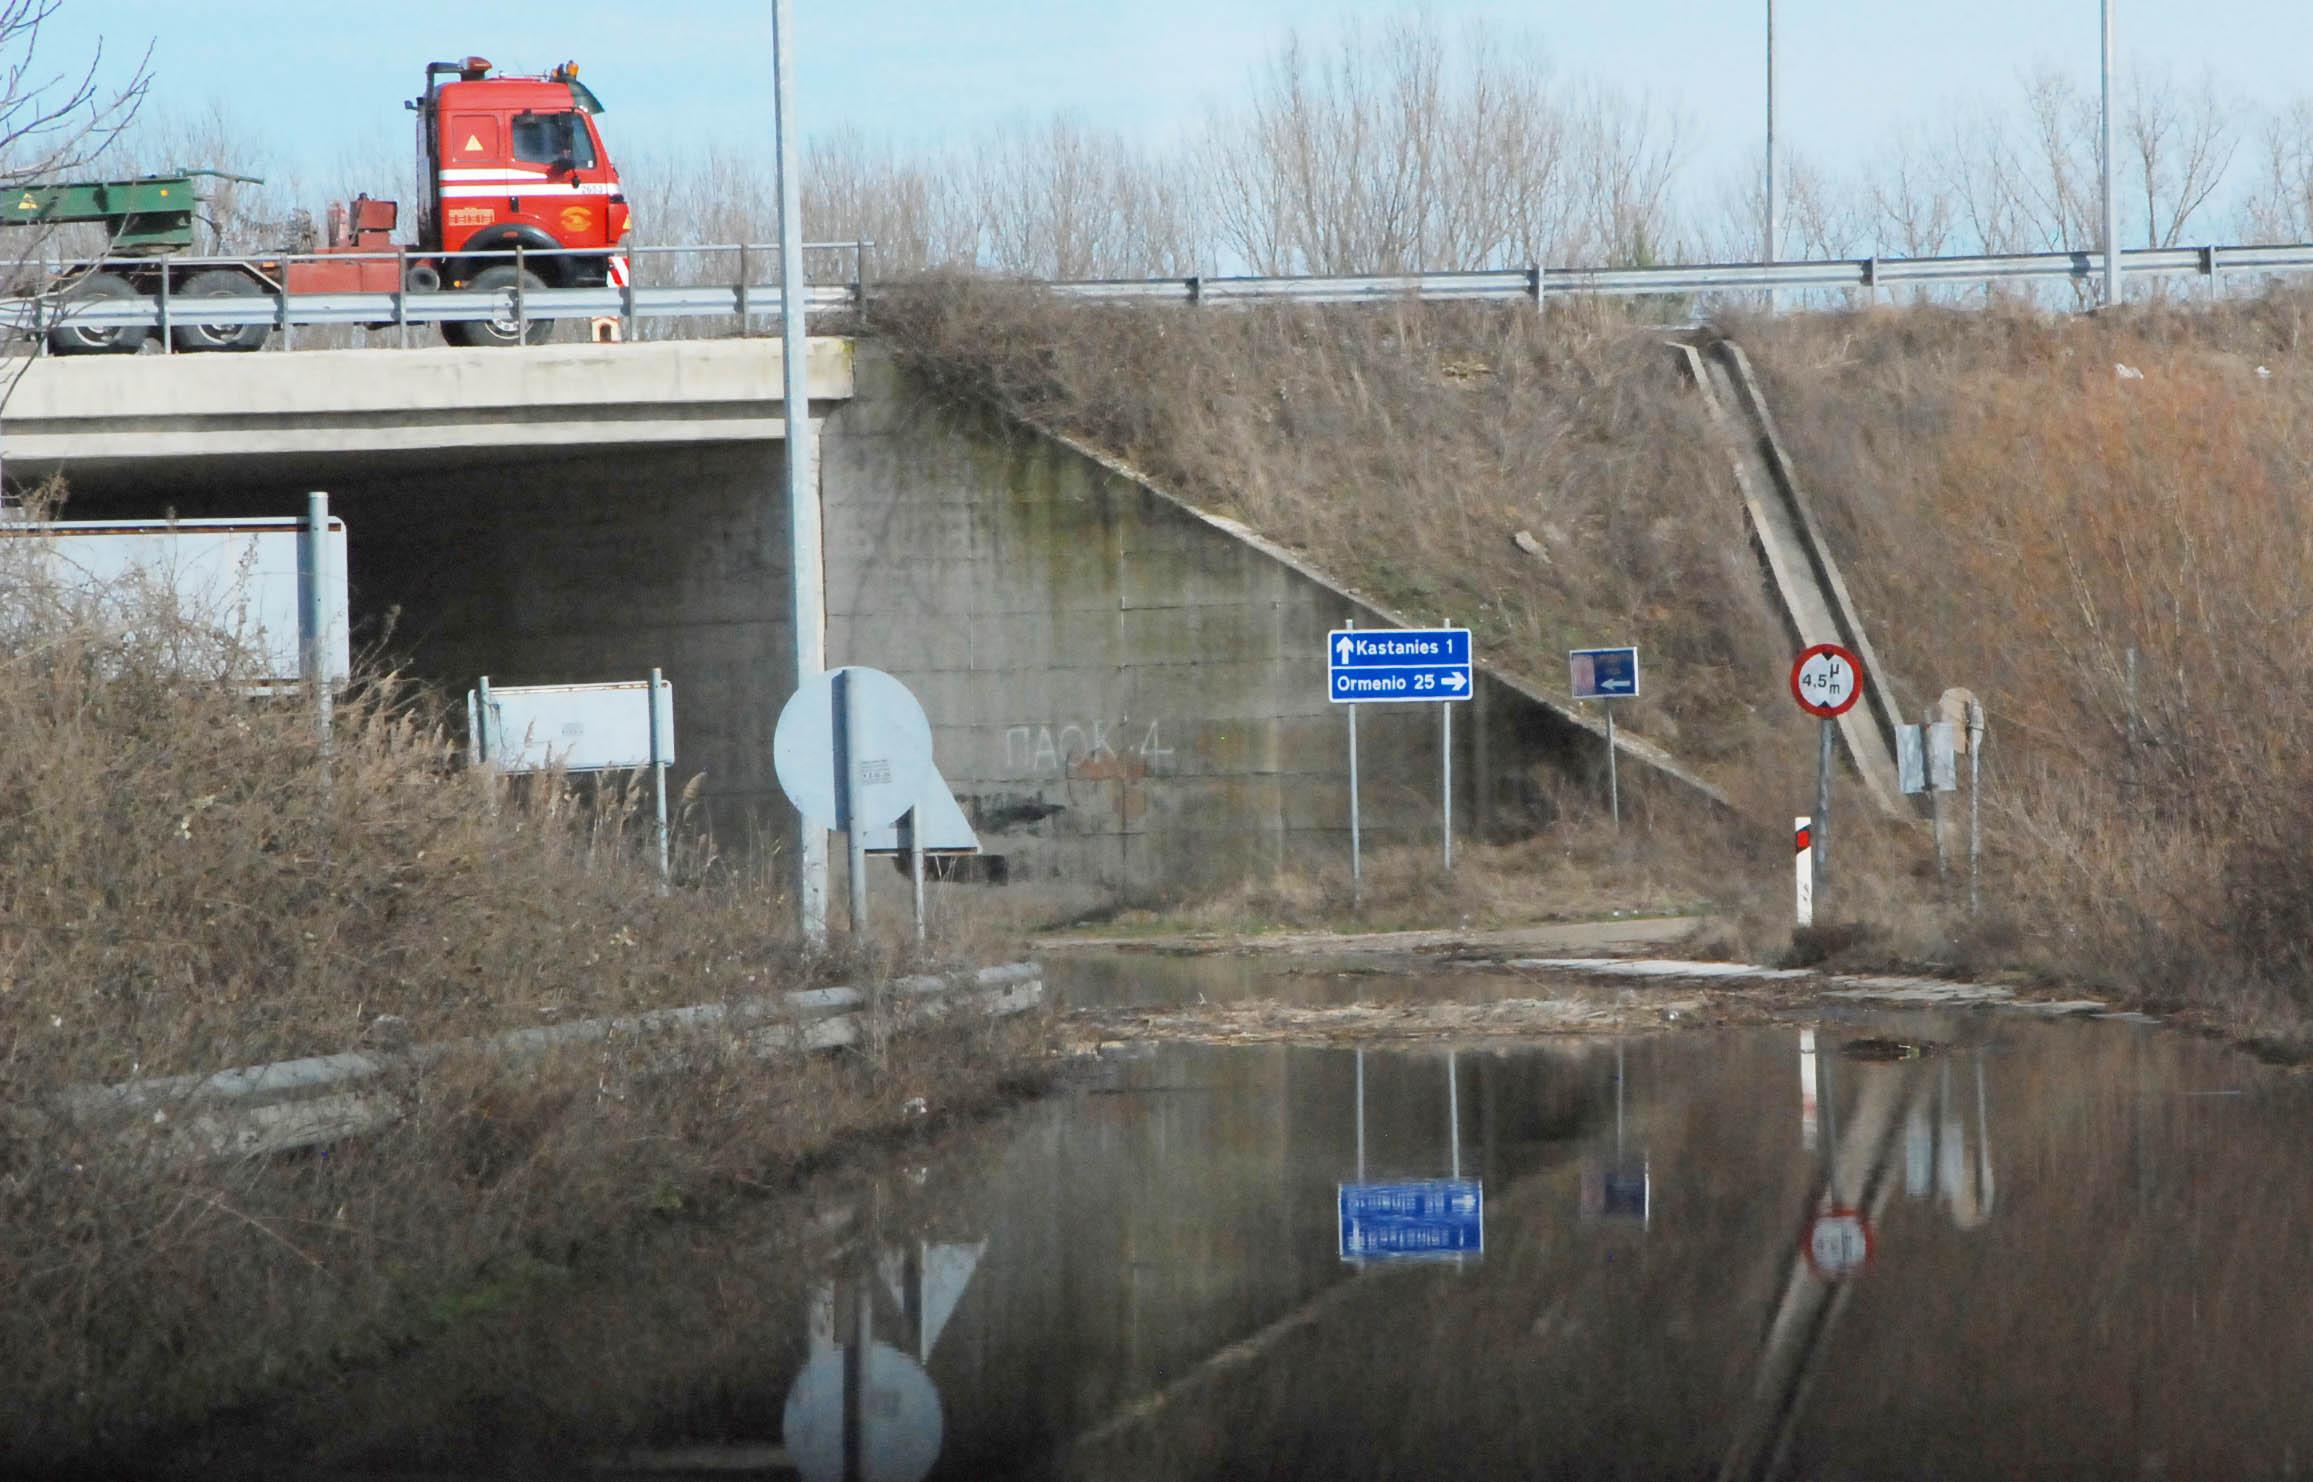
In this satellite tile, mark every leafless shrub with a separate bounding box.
[0,517,1048,1461]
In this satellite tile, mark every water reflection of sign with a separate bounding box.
[1581,1160,1652,1226]
[1801,1207,1876,1282]
[781,1341,942,1482]
[1338,1180,1483,1262]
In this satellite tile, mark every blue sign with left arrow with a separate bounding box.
[1328,627,1473,704]
[1568,646,1640,701]
[1339,1179,1485,1262]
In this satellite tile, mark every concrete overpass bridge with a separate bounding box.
[9,338,1688,909]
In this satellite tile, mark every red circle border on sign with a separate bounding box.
[1789,642,1866,719]
[1798,1205,1878,1282]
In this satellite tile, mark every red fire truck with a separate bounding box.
[12,56,633,353]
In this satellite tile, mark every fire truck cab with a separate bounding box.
[410,57,633,345]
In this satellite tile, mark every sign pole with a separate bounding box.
[908,805,926,945]
[299,491,333,752]
[1605,698,1621,829]
[1346,617,1362,907]
[1814,715,1832,907]
[1968,700,1986,917]
[839,669,872,939]
[1447,1050,1461,1181]
[649,667,670,892]
[1441,686,1453,874]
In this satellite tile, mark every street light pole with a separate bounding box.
[1765,0,1780,310]
[773,0,830,944]
[2100,0,2122,306]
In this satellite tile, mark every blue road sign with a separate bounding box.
[1338,1180,1484,1262]
[1328,627,1473,705]
[1569,646,1640,701]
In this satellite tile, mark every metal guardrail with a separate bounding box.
[1044,242,2313,306]
[10,238,2312,350]
[18,962,1046,1165]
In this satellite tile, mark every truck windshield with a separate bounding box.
[512,112,595,170]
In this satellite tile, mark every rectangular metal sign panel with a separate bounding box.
[1568,646,1640,700]
[1327,627,1472,704]
[7,517,350,684]
[1896,724,1927,795]
[1338,1179,1483,1262]
[1927,722,1959,791]
[477,678,673,774]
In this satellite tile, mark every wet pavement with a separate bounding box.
[205,959,2313,1480]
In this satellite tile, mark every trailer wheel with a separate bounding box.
[442,266,554,347]
[170,269,271,353]
[47,272,150,356]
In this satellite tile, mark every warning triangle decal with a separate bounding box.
[463,134,484,153]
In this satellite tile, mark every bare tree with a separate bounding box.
[2239,98,2313,244]
[1198,16,1684,275]
[2123,64,2238,249]
[0,1,149,190]
[974,114,1198,278]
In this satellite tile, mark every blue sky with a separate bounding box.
[35,2,2313,193]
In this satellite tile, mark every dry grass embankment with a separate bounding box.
[0,555,1050,1469]
[871,279,2313,1045]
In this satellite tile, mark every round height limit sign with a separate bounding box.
[1790,642,1865,718]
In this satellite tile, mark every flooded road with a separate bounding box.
[223,962,2313,1481]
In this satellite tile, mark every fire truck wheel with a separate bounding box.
[47,272,150,356]
[169,270,271,353]
[444,265,554,347]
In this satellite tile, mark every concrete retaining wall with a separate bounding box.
[819,347,1649,903]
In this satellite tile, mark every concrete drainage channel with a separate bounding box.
[17,963,1045,1166]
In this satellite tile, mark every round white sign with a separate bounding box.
[781,1341,943,1482]
[773,667,935,831]
[1802,1209,1875,1281]
[1790,643,1865,719]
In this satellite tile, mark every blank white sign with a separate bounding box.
[477,678,674,774]
[6,517,350,684]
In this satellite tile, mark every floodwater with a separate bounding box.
[246,959,2313,1480]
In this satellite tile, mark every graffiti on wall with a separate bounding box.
[1004,719,1174,779]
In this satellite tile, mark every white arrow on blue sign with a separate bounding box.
[1328,627,1473,704]
[1569,646,1640,700]
[1338,1179,1485,1262]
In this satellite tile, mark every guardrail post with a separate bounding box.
[514,243,528,339]
[396,247,410,348]
[620,260,637,343]
[2203,245,2221,300]
[1528,264,1544,311]
[277,266,293,352]
[1865,254,1881,307]
[157,267,172,354]
[1187,274,1203,306]
[737,243,752,331]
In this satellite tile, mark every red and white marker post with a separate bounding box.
[1789,644,1864,920]
[1794,816,1814,928]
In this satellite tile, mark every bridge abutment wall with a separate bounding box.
[37,339,1636,909]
